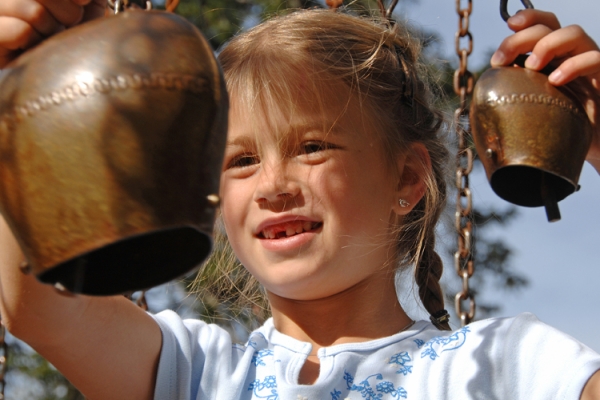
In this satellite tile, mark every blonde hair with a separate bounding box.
[191,8,450,330]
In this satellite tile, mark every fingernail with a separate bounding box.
[525,53,540,69]
[491,51,506,66]
[548,69,564,84]
[508,13,526,26]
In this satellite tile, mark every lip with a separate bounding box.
[254,215,321,236]
[254,215,323,253]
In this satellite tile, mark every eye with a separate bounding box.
[226,153,260,169]
[299,141,336,155]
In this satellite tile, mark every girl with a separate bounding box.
[1,1,600,399]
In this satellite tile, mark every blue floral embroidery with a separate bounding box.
[344,371,354,388]
[252,349,274,366]
[247,333,269,350]
[416,327,471,360]
[389,351,412,375]
[413,339,424,348]
[248,375,278,399]
[331,371,407,399]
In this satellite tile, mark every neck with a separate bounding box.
[267,269,412,352]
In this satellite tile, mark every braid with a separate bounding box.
[414,233,451,331]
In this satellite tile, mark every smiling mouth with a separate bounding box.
[258,221,322,239]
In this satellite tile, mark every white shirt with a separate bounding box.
[152,311,600,400]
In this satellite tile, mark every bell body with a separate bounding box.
[471,67,592,219]
[0,10,228,294]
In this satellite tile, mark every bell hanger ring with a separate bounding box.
[108,0,152,14]
[500,0,534,22]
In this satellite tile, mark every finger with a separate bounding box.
[0,16,43,67]
[547,51,600,86]
[0,0,62,37]
[0,16,43,51]
[491,24,553,66]
[82,0,108,22]
[37,0,85,27]
[506,9,561,33]
[525,25,600,72]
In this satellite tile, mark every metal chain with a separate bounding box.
[108,0,152,13]
[453,0,476,327]
[108,0,179,13]
[376,0,400,19]
[0,316,7,399]
[125,291,148,311]
[136,291,148,311]
[165,0,180,13]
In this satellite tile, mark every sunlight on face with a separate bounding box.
[218,87,405,301]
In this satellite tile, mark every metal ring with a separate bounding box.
[500,0,535,22]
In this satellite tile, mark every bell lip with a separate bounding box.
[36,224,213,296]
[489,164,578,208]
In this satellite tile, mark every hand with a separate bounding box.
[0,0,106,68]
[491,9,600,173]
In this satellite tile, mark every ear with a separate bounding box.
[392,143,431,216]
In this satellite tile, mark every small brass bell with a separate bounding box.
[0,9,228,294]
[471,63,592,222]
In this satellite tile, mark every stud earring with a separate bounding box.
[398,199,410,208]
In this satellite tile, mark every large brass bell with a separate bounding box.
[0,9,228,294]
[471,59,592,222]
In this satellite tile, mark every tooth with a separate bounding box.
[286,226,295,237]
[295,224,303,234]
[303,221,312,232]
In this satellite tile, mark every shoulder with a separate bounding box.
[410,312,600,373]
[151,311,276,399]
[411,313,600,399]
[414,312,596,356]
[152,310,276,349]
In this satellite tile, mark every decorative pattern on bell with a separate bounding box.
[0,10,229,295]
[471,65,592,222]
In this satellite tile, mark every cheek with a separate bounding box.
[219,179,249,241]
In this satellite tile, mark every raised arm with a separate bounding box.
[491,9,600,174]
[0,216,162,399]
[0,1,162,398]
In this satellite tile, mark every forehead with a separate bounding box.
[227,81,374,146]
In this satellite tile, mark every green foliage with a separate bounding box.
[6,339,84,400]
[159,0,325,50]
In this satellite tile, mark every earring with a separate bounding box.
[398,199,410,208]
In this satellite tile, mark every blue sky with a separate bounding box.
[398,0,600,352]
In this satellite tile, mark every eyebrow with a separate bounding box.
[225,120,343,148]
[289,123,341,136]
[225,136,256,149]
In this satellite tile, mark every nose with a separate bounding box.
[253,160,301,206]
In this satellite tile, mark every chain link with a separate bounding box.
[500,0,534,21]
[124,290,148,311]
[108,0,152,13]
[108,0,179,13]
[453,0,476,327]
[136,291,148,311]
[0,316,7,399]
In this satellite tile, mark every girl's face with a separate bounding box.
[219,93,402,301]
